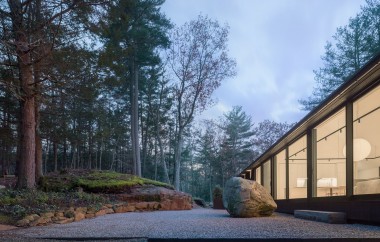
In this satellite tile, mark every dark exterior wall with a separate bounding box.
[276,196,380,224]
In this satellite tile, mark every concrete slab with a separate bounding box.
[294,210,346,224]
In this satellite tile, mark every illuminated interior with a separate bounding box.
[288,135,307,199]
[353,85,380,195]
[314,108,346,197]
[248,84,380,199]
[255,166,261,185]
[275,149,286,199]
[263,160,271,194]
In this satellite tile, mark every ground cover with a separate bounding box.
[0,170,174,226]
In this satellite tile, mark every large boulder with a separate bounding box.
[223,177,277,217]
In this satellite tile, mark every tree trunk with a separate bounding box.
[33,0,43,182]
[88,133,92,169]
[154,139,158,181]
[77,143,80,168]
[9,0,36,188]
[99,138,103,170]
[71,141,76,169]
[95,144,98,170]
[157,125,170,184]
[131,60,141,176]
[44,139,50,174]
[110,150,115,170]
[141,100,150,176]
[35,134,43,179]
[34,85,43,180]
[63,140,67,169]
[53,141,58,172]
[174,129,183,190]
[17,96,36,188]
[15,102,22,177]
[16,57,36,187]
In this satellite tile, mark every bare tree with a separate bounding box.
[166,15,236,190]
[252,120,295,158]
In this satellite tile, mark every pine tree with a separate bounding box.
[300,0,380,110]
[219,106,255,178]
[98,0,171,177]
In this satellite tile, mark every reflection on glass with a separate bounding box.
[353,85,380,195]
[315,108,346,197]
[275,150,286,199]
[263,160,271,194]
[288,135,307,199]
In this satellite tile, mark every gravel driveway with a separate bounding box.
[1,208,380,241]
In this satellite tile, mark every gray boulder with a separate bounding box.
[223,177,277,217]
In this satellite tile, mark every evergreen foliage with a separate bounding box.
[300,0,380,110]
[0,1,295,200]
[219,106,255,177]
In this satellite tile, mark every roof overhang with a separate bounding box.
[240,54,380,176]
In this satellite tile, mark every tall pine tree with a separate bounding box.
[98,0,171,176]
[300,0,380,110]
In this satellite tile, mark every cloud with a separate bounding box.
[162,0,365,124]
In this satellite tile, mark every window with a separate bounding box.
[263,160,271,194]
[247,169,252,179]
[353,85,380,195]
[288,135,307,199]
[275,150,286,199]
[255,166,261,184]
[314,108,346,197]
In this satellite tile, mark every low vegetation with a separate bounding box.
[193,197,208,208]
[0,169,173,225]
[39,170,173,193]
[213,185,223,200]
[0,189,108,224]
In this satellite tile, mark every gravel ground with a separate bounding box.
[1,208,380,240]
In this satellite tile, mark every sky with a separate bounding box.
[161,0,366,124]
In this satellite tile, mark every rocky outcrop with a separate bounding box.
[15,186,192,227]
[116,185,192,211]
[223,177,277,218]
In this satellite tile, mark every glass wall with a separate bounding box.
[255,166,261,184]
[353,84,380,195]
[314,108,346,197]
[288,135,307,199]
[263,160,271,194]
[275,150,286,199]
[248,85,380,199]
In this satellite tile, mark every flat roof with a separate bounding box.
[240,53,380,175]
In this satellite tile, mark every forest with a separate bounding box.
[0,0,293,201]
[1,0,380,203]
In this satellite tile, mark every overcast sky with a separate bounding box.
[161,0,366,124]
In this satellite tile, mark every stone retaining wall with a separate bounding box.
[16,200,191,227]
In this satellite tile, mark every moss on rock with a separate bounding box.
[39,170,173,194]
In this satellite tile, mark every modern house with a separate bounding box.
[239,53,380,224]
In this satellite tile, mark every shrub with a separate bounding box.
[213,185,223,200]
[0,188,110,224]
[193,197,207,207]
